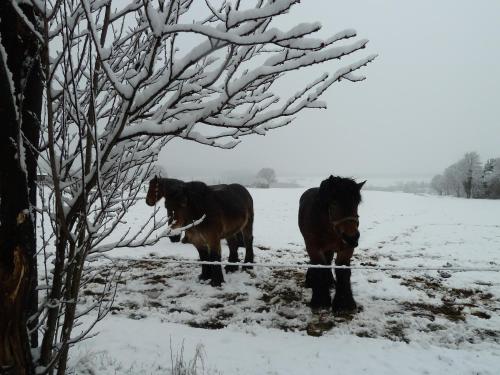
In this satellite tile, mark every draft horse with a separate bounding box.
[146,176,254,286]
[298,175,365,313]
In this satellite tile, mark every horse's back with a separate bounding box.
[210,183,253,221]
[298,187,322,240]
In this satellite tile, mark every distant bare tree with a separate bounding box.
[432,152,492,199]
[430,174,445,195]
[5,0,375,373]
[484,158,500,198]
[255,167,277,187]
[442,164,463,197]
[457,152,482,198]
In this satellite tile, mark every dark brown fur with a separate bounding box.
[298,175,365,312]
[146,177,254,286]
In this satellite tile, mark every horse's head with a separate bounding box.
[319,175,366,248]
[146,176,190,239]
[160,179,192,229]
[146,176,187,224]
[164,180,211,230]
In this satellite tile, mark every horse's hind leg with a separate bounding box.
[332,248,356,313]
[225,235,240,273]
[241,224,254,270]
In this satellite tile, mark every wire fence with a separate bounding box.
[105,257,500,272]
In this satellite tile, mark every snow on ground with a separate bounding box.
[70,188,500,374]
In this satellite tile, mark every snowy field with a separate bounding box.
[70,187,500,374]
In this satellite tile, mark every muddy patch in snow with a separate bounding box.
[79,246,500,349]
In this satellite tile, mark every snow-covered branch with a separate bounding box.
[33,0,375,372]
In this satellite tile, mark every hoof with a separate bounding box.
[210,277,224,287]
[225,264,239,273]
[242,264,254,271]
[309,299,331,310]
[332,295,357,314]
[198,273,211,281]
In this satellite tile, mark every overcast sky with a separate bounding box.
[159,0,500,180]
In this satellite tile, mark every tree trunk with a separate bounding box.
[0,3,42,374]
[465,176,472,199]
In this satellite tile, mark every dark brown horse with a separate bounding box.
[146,176,254,286]
[298,175,365,312]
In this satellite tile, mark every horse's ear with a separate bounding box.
[358,180,367,189]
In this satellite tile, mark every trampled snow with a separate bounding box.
[70,187,500,374]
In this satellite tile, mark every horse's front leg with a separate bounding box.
[306,250,334,310]
[196,246,211,281]
[208,241,224,287]
[332,248,356,313]
[169,234,181,243]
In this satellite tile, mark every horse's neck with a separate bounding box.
[159,178,178,196]
[314,195,329,213]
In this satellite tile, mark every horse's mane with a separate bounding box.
[319,175,362,205]
[184,181,211,215]
[157,178,183,194]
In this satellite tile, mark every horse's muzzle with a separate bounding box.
[169,235,181,243]
[342,232,360,248]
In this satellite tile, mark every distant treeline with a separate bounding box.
[430,152,500,199]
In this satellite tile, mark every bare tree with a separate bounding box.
[430,174,444,195]
[441,164,463,197]
[432,152,489,199]
[457,152,482,198]
[255,167,277,187]
[484,158,500,198]
[8,0,375,373]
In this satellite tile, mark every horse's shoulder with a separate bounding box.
[183,181,211,208]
